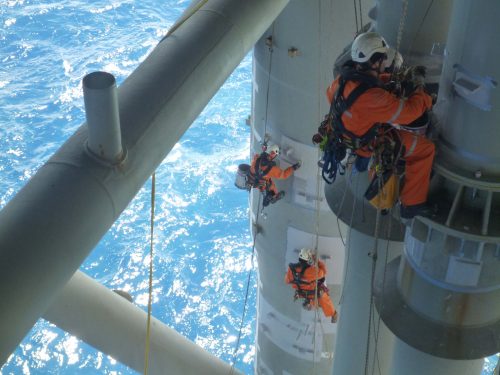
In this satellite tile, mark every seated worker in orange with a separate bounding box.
[285,248,338,323]
[326,32,435,219]
[249,144,301,207]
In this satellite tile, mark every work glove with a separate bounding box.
[292,161,301,170]
[411,65,427,87]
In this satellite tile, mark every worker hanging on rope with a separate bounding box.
[314,31,435,219]
[235,144,301,207]
[285,248,338,323]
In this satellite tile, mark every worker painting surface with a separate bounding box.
[285,248,338,323]
[248,144,301,207]
[318,32,435,219]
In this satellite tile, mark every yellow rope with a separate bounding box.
[143,173,156,375]
[167,0,209,37]
[143,1,210,371]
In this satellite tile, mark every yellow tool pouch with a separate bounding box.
[364,170,400,210]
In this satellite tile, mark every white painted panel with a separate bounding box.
[258,293,335,362]
[280,135,330,211]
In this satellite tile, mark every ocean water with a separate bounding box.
[1,1,255,374]
[1,1,499,375]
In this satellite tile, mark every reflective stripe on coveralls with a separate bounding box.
[326,77,435,206]
[285,260,337,318]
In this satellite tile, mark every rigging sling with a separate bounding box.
[315,68,381,184]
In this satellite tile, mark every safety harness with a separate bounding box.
[248,153,274,190]
[288,262,324,308]
[315,66,382,184]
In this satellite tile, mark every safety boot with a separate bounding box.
[331,311,338,323]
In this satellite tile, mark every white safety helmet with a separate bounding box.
[299,248,314,264]
[351,32,389,63]
[267,144,280,158]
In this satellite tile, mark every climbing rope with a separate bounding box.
[229,23,275,372]
[396,0,409,55]
[353,0,364,34]
[310,2,335,369]
[363,203,381,375]
[406,0,435,63]
[229,233,257,375]
[353,0,360,33]
[311,2,323,370]
[359,2,411,371]
[143,2,212,371]
[370,218,393,375]
[262,24,275,142]
[363,135,402,375]
[358,0,364,32]
[391,0,409,82]
[311,148,323,373]
[160,0,209,42]
[338,159,359,305]
[143,173,156,375]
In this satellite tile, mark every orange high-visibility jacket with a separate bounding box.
[285,260,328,291]
[326,74,435,207]
[250,153,294,194]
[326,76,433,137]
[285,260,336,318]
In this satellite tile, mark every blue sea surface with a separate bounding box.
[1,1,255,374]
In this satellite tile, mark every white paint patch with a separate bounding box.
[258,294,335,362]
[280,135,330,211]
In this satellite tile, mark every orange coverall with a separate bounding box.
[285,260,336,318]
[326,77,434,207]
[250,153,294,195]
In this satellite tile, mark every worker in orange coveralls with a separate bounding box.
[285,248,338,323]
[326,32,435,219]
[249,144,300,207]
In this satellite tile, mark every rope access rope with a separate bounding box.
[363,193,382,375]
[370,215,393,375]
[263,23,275,141]
[353,0,360,33]
[358,0,364,32]
[311,2,324,370]
[143,3,209,372]
[143,173,156,375]
[229,233,257,375]
[363,129,404,374]
[229,23,275,373]
[338,158,359,305]
[391,0,409,82]
[361,2,410,371]
[312,145,333,373]
[160,0,209,42]
[353,0,364,34]
[406,0,435,63]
